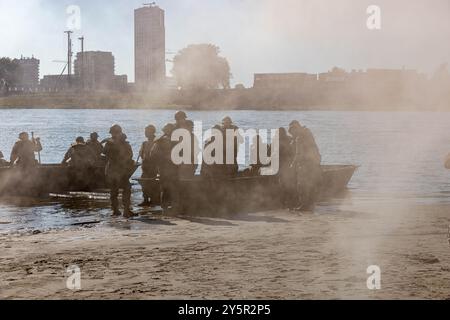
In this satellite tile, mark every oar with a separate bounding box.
[31,132,41,164]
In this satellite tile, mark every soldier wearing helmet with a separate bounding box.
[103,124,135,217]
[174,111,188,130]
[288,120,322,212]
[149,123,179,212]
[10,132,42,169]
[220,116,242,177]
[138,124,158,207]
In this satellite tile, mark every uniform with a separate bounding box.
[103,135,134,214]
[293,126,323,211]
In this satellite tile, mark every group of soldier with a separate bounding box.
[0,111,323,217]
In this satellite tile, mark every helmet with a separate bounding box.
[90,132,99,139]
[109,124,123,135]
[289,120,301,128]
[76,136,85,144]
[222,117,233,126]
[175,111,188,121]
[162,123,176,135]
[145,125,156,135]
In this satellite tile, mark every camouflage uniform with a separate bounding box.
[150,133,178,210]
[103,134,134,215]
[139,136,158,203]
[292,126,323,211]
[10,138,42,168]
[62,141,96,190]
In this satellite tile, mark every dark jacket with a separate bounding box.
[103,135,134,179]
[10,139,42,167]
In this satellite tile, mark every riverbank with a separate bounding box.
[1,199,449,299]
[1,90,449,111]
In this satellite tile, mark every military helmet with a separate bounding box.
[76,136,85,144]
[109,124,123,135]
[90,132,99,139]
[222,116,233,126]
[145,125,157,135]
[289,120,301,128]
[175,111,188,121]
[162,123,176,135]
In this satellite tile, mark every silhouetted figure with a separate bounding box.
[10,132,42,169]
[220,116,242,177]
[0,151,10,167]
[289,121,323,212]
[277,128,295,208]
[139,125,158,207]
[150,123,178,212]
[201,125,223,179]
[174,111,188,129]
[86,132,104,163]
[103,125,135,218]
[62,136,96,190]
[178,120,200,179]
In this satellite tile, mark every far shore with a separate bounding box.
[1,91,449,112]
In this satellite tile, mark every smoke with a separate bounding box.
[2,0,449,86]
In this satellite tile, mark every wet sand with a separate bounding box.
[1,200,450,300]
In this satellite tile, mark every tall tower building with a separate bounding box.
[134,4,166,90]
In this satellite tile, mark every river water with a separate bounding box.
[1,109,450,233]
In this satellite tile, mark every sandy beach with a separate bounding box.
[1,197,449,300]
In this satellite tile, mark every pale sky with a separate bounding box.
[1,0,449,86]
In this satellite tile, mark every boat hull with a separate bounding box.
[136,165,358,215]
[0,164,108,196]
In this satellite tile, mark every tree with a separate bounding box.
[0,57,19,87]
[172,44,231,90]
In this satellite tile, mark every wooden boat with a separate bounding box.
[135,165,358,215]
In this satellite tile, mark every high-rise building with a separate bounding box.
[14,56,40,88]
[74,51,115,91]
[134,4,166,90]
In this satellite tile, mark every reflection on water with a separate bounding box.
[1,109,450,233]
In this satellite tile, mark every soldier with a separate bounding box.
[0,151,10,167]
[103,125,135,218]
[277,127,295,208]
[62,137,96,190]
[10,132,42,168]
[178,120,200,179]
[174,111,188,129]
[149,123,178,212]
[220,117,242,177]
[86,132,104,163]
[138,125,158,207]
[201,125,223,178]
[289,120,323,212]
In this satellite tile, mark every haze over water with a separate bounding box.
[1,109,450,232]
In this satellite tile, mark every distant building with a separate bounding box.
[318,67,350,83]
[40,75,77,91]
[74,51,115,91]
[135,4,166,90]
[14,56,40,88]
[253,73,317,89]
[113,75,128,92]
